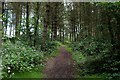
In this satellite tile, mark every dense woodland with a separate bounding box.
[0,2,120,79]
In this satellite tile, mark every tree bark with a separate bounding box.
[0,2,3,79]
[34,2,39,48]
[41,3,49,50]
[26,2,30,45]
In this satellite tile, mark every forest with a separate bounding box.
[0,1,120,79]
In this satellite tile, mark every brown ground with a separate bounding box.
[43,46,76,78]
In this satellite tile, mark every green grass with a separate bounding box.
[12,66,45,78]
[72,51,86,64]
[12,71,43,78]
[81,74,108,80]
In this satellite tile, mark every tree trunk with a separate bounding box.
[26,2,30,45]
[41,3,49,50]
[34,2,39,48]
[0,2,3,79]
[0,2,2,47]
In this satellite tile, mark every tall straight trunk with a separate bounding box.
[4,3,8,36]
[41,3,49,50]
[22,6,26,35]
[51,20,54,41]
[26,2,30,44]
[53,19,57,40]
[70,33,72,41]
[53,3,58,40]
[51,3,59,41]
[51,19,57,41]
[107,16,115,53]
[0,2,3,47]
[9,25,12,36]
[0,2,2,79]
[63,28,64,43]
[18,4,22,36]
[2,2,4,36]
[34,2,39,48]
[15,11,19,37]
[116,17,120,51]
[42,18,48,50]
[59,26,62,41]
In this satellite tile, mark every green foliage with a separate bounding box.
[43,41,62,54]
[69,37,112,56]
[82,37,120,78]
[85,38,111,55]
[2,2,120,79]
[97,72,120,79]
[12,71,42,78]
[1,41,44,78]
[84,74,103,79]
[12,66,44,78]
[67,35,120,78]
[72,52,86,64]
[85,53,120,74]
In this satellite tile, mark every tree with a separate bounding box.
[0,2,3,79]
[41,2,50,50]
[34,2,40,48]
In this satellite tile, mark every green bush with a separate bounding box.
[72,52,86,64]
[85,53,120,75]
[43,41,62,54]
[1,41,44,78]
[68,37,120,78]
[69,37,112,56]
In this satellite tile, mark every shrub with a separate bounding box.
[69,37,120,78]
[43,41,63,55]
[1,41,44,78]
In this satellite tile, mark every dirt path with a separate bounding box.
[43,46,76,78]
